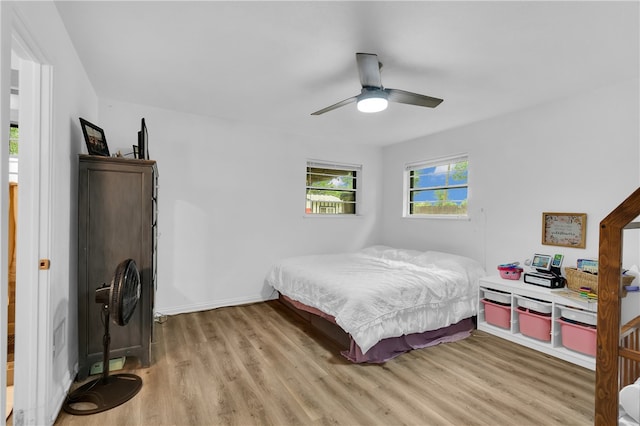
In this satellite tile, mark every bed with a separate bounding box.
[265,245,486,363]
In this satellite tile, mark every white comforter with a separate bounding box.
[265,245,486,354]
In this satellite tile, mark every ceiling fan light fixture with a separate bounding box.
[357,91,388,113]
[310,53,443,115]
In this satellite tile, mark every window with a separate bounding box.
[9,124,18,155]
[9,124,19,183]
[306,161,360,215]
[405,154,468,217]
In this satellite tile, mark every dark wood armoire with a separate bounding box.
[77,154,158,380]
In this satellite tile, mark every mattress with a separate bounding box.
[265,245,486,354]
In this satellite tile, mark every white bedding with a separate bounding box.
[620,378,640,425]
[265,245,486,354]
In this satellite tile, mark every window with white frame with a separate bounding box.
[306,161,360,215]
[9,124,19,183]
[405,154,468,217]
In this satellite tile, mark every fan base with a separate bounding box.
[62,373,142,415]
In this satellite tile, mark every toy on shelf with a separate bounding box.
[497,262,523,280]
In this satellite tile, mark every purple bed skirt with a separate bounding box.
[342,317,475,363]
[280,295,475,363]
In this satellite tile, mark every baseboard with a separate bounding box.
[50,366,77,425]
[156,293,277,317]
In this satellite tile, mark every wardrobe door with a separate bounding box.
[77,155,156,380]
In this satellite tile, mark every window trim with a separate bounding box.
[403,153,469,219]
[305,159,362,217]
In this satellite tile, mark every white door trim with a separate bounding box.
[10,11,53,426]
[0,2,12,422]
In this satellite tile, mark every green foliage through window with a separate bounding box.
[407,155,469,216]
[9,125,18,155]
[306,163,360,215]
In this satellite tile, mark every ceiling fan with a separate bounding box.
[311,53,443,115]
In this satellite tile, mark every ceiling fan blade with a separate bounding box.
[311,95,358,115]
[385,88,443,108]
[356,53,382,88]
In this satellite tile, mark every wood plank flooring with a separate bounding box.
[54,300,595,425]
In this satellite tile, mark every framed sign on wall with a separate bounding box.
[542,212,587,248]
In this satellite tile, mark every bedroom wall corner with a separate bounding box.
[380,78,640,276]
[97,98,384,315]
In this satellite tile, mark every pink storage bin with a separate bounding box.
[498,266,523,280]
[482,299,511,329]
[557,318,597,357]
[517,307,551,341]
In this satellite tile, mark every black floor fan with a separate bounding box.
[63,259,143,415]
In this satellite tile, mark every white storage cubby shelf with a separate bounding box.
[478,275,597,370]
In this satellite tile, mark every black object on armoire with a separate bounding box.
[77,154,158,380]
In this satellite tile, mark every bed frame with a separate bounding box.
[278,294,351,348]
[596,187,640,425]
[278,294,475,363]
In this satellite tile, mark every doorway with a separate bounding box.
[6,65,18,420]
[8,24,53,425]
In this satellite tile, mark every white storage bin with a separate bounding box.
[516,296,552,314]
[483,288,511,305]
[559,305,597,326]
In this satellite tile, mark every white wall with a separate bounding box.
[381,78,640,275]
[98,80,640,317]
[98,99,383,315]
[2,2,98,425]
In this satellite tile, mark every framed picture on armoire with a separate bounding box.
[79,118,110,157]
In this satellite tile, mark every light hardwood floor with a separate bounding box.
[55,300,595,425]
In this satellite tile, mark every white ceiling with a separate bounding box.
[54,1,639,147]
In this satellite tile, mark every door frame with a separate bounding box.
[0,2,10,422]
[5,8,53,426]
